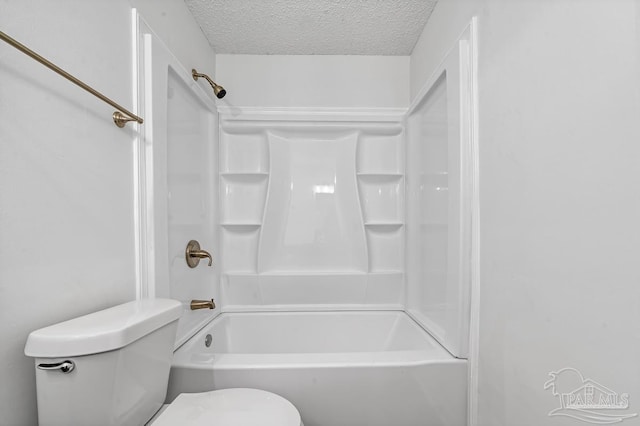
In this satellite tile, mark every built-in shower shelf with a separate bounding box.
[221,172,269,178]
[364,222,404,228]
[221,223,262,229]
[220,171,268,225]
[356,173,403,179]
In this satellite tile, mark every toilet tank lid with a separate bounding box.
[24,299,182,358]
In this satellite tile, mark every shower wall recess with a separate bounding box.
[218,109,406,311]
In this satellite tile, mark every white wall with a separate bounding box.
[411,1,640,424]
[131,0,215,73]
[0,1,215,425]
[216,54,410,108]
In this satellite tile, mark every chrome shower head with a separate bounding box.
[192,69,226,99]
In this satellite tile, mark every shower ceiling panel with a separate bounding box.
[184,0,438,55]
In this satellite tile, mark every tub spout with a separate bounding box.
[190,299,216,310]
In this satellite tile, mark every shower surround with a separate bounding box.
[218,110,406,310]
[153,25,475,426]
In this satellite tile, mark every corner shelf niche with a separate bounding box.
[357,174,404,226]
[220,173,268,225]
[219,124,269,273]
[355,129,404,274]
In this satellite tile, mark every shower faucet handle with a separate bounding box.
[190,249,213,266]
[185,240,213,268]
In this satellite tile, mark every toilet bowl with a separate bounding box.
[24,299,302,426]
[149,388,301,426]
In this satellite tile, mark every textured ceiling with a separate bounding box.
[183,0,438,55]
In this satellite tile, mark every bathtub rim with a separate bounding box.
[171,310,464,369]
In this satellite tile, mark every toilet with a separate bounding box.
[24,299,302,426]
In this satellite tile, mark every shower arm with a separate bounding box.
[192,69,216,87]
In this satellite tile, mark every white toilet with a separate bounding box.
[24,299,302,426]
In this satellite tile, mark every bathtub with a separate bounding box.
[167,311,467,426]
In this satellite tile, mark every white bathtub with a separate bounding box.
[167,311,467,426]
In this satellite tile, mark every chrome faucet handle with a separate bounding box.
[185,240,213,268]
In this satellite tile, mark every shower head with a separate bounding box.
[213,85,226,99]
[192,69,226,99]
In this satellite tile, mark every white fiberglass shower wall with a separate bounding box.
[218,111,405,310]
[406,24,476,359]
[215,56,411,311]
[135,14,220,346]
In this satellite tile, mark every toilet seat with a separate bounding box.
[150,388,302,426]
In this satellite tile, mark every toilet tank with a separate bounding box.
[24,299,182,426]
